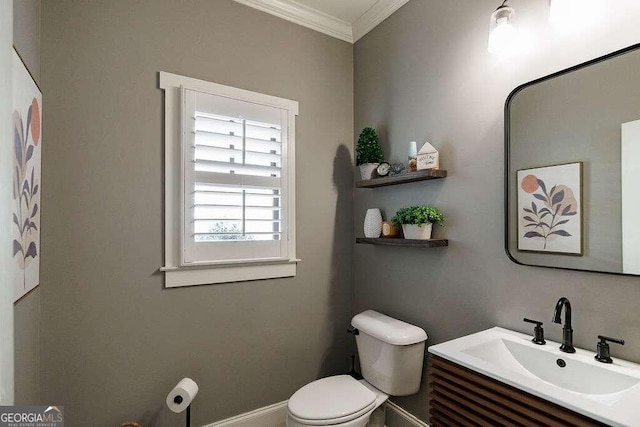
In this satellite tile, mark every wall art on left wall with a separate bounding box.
[12,49,42,302]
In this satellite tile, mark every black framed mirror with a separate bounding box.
[505,43,640,276]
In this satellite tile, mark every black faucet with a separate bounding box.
[552,297,576,353]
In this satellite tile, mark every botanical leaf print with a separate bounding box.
[12,97,41,286]
[520,174,577,250]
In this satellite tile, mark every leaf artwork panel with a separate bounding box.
[12,50,42,301]
[517,162,582,255]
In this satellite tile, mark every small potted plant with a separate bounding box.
[356,127,384,180]
[391,206,445,240]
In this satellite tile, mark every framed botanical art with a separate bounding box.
[517,162,583,255]
[12,49,42,301]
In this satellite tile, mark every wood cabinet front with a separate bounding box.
[429,355,607,427]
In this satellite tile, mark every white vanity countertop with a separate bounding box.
[429,327,640,427]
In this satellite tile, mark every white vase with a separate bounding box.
[364,208,383,238]
[359,163,379,180]
[402,223,433,240]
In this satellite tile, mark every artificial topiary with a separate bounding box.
[356,127,384,165]
[392,206,445,227]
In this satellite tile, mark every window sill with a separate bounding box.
[162,259,299,288]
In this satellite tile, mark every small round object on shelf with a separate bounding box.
[382,221,400,238]
[376,162,391,177]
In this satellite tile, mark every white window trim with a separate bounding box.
[159,71,299,287]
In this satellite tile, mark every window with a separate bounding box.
[159,72,298,287]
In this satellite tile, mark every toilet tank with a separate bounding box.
[351,310,428,396]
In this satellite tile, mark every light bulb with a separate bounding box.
[489,17,517,55]
[488,2,519,56]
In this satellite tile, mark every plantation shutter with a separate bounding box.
[181,88,289,264]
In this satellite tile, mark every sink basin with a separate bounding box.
[429,327,640,426]
[463,338,639,395]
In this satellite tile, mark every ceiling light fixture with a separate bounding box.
[488,0,519,56]
[549,0,574,25]
[550,0,602,32]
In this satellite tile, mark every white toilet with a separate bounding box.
[286,310,428,427]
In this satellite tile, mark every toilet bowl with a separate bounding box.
[286,310,427,427]
[287,375,388,427]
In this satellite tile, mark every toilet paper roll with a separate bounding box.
[166,377,199,413]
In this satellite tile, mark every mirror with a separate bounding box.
[506,43,640,275]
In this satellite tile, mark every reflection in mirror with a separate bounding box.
[622,120,640,274]
[506,43,640,275]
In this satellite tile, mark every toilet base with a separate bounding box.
[366,404,385,427]
[287,414,370,427]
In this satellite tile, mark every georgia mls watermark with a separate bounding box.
[0,406,63,427]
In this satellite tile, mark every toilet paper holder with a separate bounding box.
[173,395,191,427]
[166,378,199,427]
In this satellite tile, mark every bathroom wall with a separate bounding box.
[40,1,353,425]
[0,0,14,405]
[354,0,640,421]
[13,0,40,83]
[12,0,42,406]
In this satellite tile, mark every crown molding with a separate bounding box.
[352,0,411,42]
[233,0,354,43]
[233,0,411,44]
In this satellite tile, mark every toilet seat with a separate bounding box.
[288,375,376,425]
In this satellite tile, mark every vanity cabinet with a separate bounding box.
[428,355,607,427]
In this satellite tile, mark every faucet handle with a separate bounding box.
[523,318,543,326]
[523,318,546,345]
[598,335,625,346]
[595,335,625,363]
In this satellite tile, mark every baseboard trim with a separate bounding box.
[386,401,430,427]
[202,398,429,427]
[203,401,288,427]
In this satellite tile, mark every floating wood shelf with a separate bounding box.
[356,238,448,248]
[356,169,447,188]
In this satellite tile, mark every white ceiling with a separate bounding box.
[294,0,379,24]
[233,0,411,43]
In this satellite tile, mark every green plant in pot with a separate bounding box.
[392,206,445,240]
[356,127,384,180]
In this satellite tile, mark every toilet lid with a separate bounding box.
[288,375,376,423]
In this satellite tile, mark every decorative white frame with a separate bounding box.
[159,71,299,287]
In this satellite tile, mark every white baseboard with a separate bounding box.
[202,401,288,427]
[201,399,428,427]
[385,401,429,427]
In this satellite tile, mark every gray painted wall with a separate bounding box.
[354,0,640,421]
[12,0,41,406]
[13,290,39,404]
[13,0,40,84]
[509,49,640,273]
[40,1,353,425]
